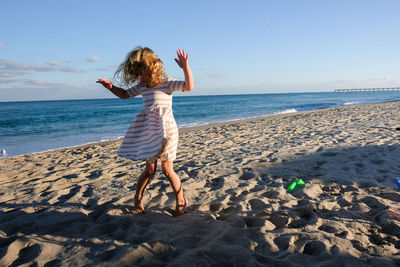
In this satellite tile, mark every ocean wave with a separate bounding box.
[274,108,298,115]
[344,102,358,105]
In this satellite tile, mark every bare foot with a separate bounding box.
[134,197,145,214]
[174,196,188,217]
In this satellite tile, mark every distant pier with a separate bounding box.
[335,87,400,92]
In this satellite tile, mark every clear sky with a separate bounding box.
[1,0,399,101]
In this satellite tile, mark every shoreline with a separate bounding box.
[2,100,398,160]
[1,100,400,265]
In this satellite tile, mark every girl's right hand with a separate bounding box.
[96,78,112,89]
[174,49,189,70]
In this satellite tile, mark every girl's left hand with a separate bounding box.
[174,49,189,69]
[96,78,112,89]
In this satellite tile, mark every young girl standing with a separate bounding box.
[97,47,194,216]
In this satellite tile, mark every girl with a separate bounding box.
[97,47,194,216]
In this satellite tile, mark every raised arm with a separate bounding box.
[96,79,130,99]
[174,49,194,91]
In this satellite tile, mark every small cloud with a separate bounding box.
[29,79,48,85]
[47,61,62,67]
[0,78,63,88]
[0,44,7,49]
[87,56,101,62]
[264,22,270,26]
[60,67,85,73]
[0,59,85,73]
[20,79,63,87]
[0,70,29,77]
[207,72,225,78]
[0,78,18,83]
[0,72,15,77]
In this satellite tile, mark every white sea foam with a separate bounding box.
[274,108,298,115]
[178,109,299,129]
[344,102,358,105]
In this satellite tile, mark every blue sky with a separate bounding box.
[1,0,399,101]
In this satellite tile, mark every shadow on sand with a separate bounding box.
[1,144,400,266]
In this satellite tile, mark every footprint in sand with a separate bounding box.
[291,206,318,228]
[61,174,78,179]
[48,185,81,205]
[82,186,93,198]
[87,170,102,179]
[273,235,298,251]
[359,196,387,209]
[206,177,224,190]
[216,206,236,221]
[302,240,326,256]
[2,241,41,267]
[248,199,267,210]
[368,227,388,246]
[88,207,108,222]
[261,190,281,199]
[239,171,256,181]
[322,184,345,196]
[243,216,265,228]
[318,224,339,234]
[113,172,127,179]
[209,202,223,212]
[268,211,290,229]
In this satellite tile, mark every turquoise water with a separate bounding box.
[1,91,400,157]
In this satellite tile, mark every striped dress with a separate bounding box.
[117,79,185,163]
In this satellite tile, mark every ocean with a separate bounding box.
[1,91,400,158]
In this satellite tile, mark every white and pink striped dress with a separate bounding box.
[117,79,185,162]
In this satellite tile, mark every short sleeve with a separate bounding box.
[168,80,185,93]
[126,85,141,98]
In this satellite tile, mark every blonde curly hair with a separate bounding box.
[114,47,167,88]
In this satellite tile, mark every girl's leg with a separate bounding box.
[134,159,157,213]
[161,160,188,216]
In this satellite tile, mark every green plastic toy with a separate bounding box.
[287,179,305,191]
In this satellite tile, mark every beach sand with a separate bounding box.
[1,101,400,266]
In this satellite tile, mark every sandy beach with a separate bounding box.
[1,101,400,266]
